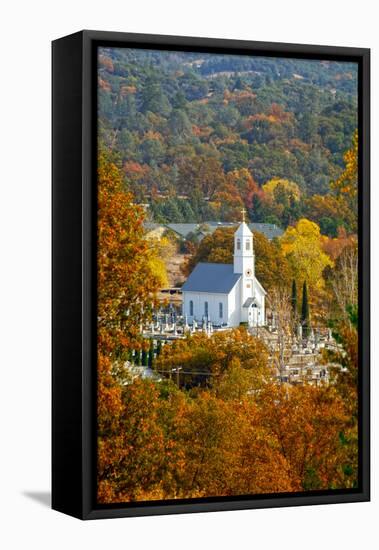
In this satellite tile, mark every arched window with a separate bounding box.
[189,300,193,316]
[219,302,223,318]
[204,301,208,317]
[237,238,241,250]
[246,238,250,250]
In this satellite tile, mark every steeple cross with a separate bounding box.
[241,208,246,222]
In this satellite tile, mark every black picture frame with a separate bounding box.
[52,30,370,520]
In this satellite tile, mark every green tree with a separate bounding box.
[148,339,155,368]
[140,77,171,117]
[156,339,162,357]
[301,281,310,337]
[291,279,298,317]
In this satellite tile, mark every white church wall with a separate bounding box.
[182,291,229,325]
[227,282,241,327]
[181,222,266,330]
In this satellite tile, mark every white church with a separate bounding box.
[182,215,266,328]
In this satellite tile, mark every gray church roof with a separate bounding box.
[165,222,283,241]
[243,297,257,308]
[181,263,241,294]
[166,223,199,238]
[249,223,283,240]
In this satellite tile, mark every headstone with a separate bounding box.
[314,330,319,348]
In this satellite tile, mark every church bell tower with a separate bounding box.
[234,210,255,312]
[233,209,255,277]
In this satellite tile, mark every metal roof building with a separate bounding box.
[181,263,241,294]
[165,221,283,241]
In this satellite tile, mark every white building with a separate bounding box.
[182,219,266,328]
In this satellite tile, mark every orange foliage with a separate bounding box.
[322,228,357,261]
[120,85,137,96]
[97,154,162,502]
[98,77,111,92]
[98,54,114,73]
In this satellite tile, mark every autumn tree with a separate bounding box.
[268,287,293,380]
[144,232,178,288]
[331,130,358,232]
[97,152,163,502]
[169,391,295,497]
[212,182,244,221]
[256,384,353,490]
[253,232,292,292]
[280,218,333,293]
[329,243,358,327]
[156,327,270,390]
[305,193,348,237]
[177,155,226,199]
[262,177,301,202]
[321,312,359,488]
[182,227,235,276]
[260,177,303,225]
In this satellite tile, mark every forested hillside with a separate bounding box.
[98,47,357,235]
[96,49,359,504]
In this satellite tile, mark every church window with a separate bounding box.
[204,301,208,317]
[246,239,250,250]
[237,238,241,250]
[219,302,223,318]
[189,300,193,316]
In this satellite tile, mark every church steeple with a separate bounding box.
[233,210,254,276]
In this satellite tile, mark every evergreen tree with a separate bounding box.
[156,339,162,357]
[141,348,148,367]
[291,280,298,316]
[140,77,171,117]
[301,280,310,338]
[148,339,155,368]
[178,199,196,222]
[164,199,182,222]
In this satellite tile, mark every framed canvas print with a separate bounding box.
[52,30,370,519]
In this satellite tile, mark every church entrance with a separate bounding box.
[248,303,261,328]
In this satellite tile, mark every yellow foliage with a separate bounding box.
[147,256,169,288]
[331,130,358,232]
[280,218,333,290]
[262,178,301,202]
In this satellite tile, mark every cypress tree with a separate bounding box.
[301,280,310,338]
[156,339,162,357]
[141,348,148,367]
[136,349,142,366]
[291,279,298,316]
[148,339,154,368]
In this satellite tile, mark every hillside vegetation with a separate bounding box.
[98,47,357,235]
